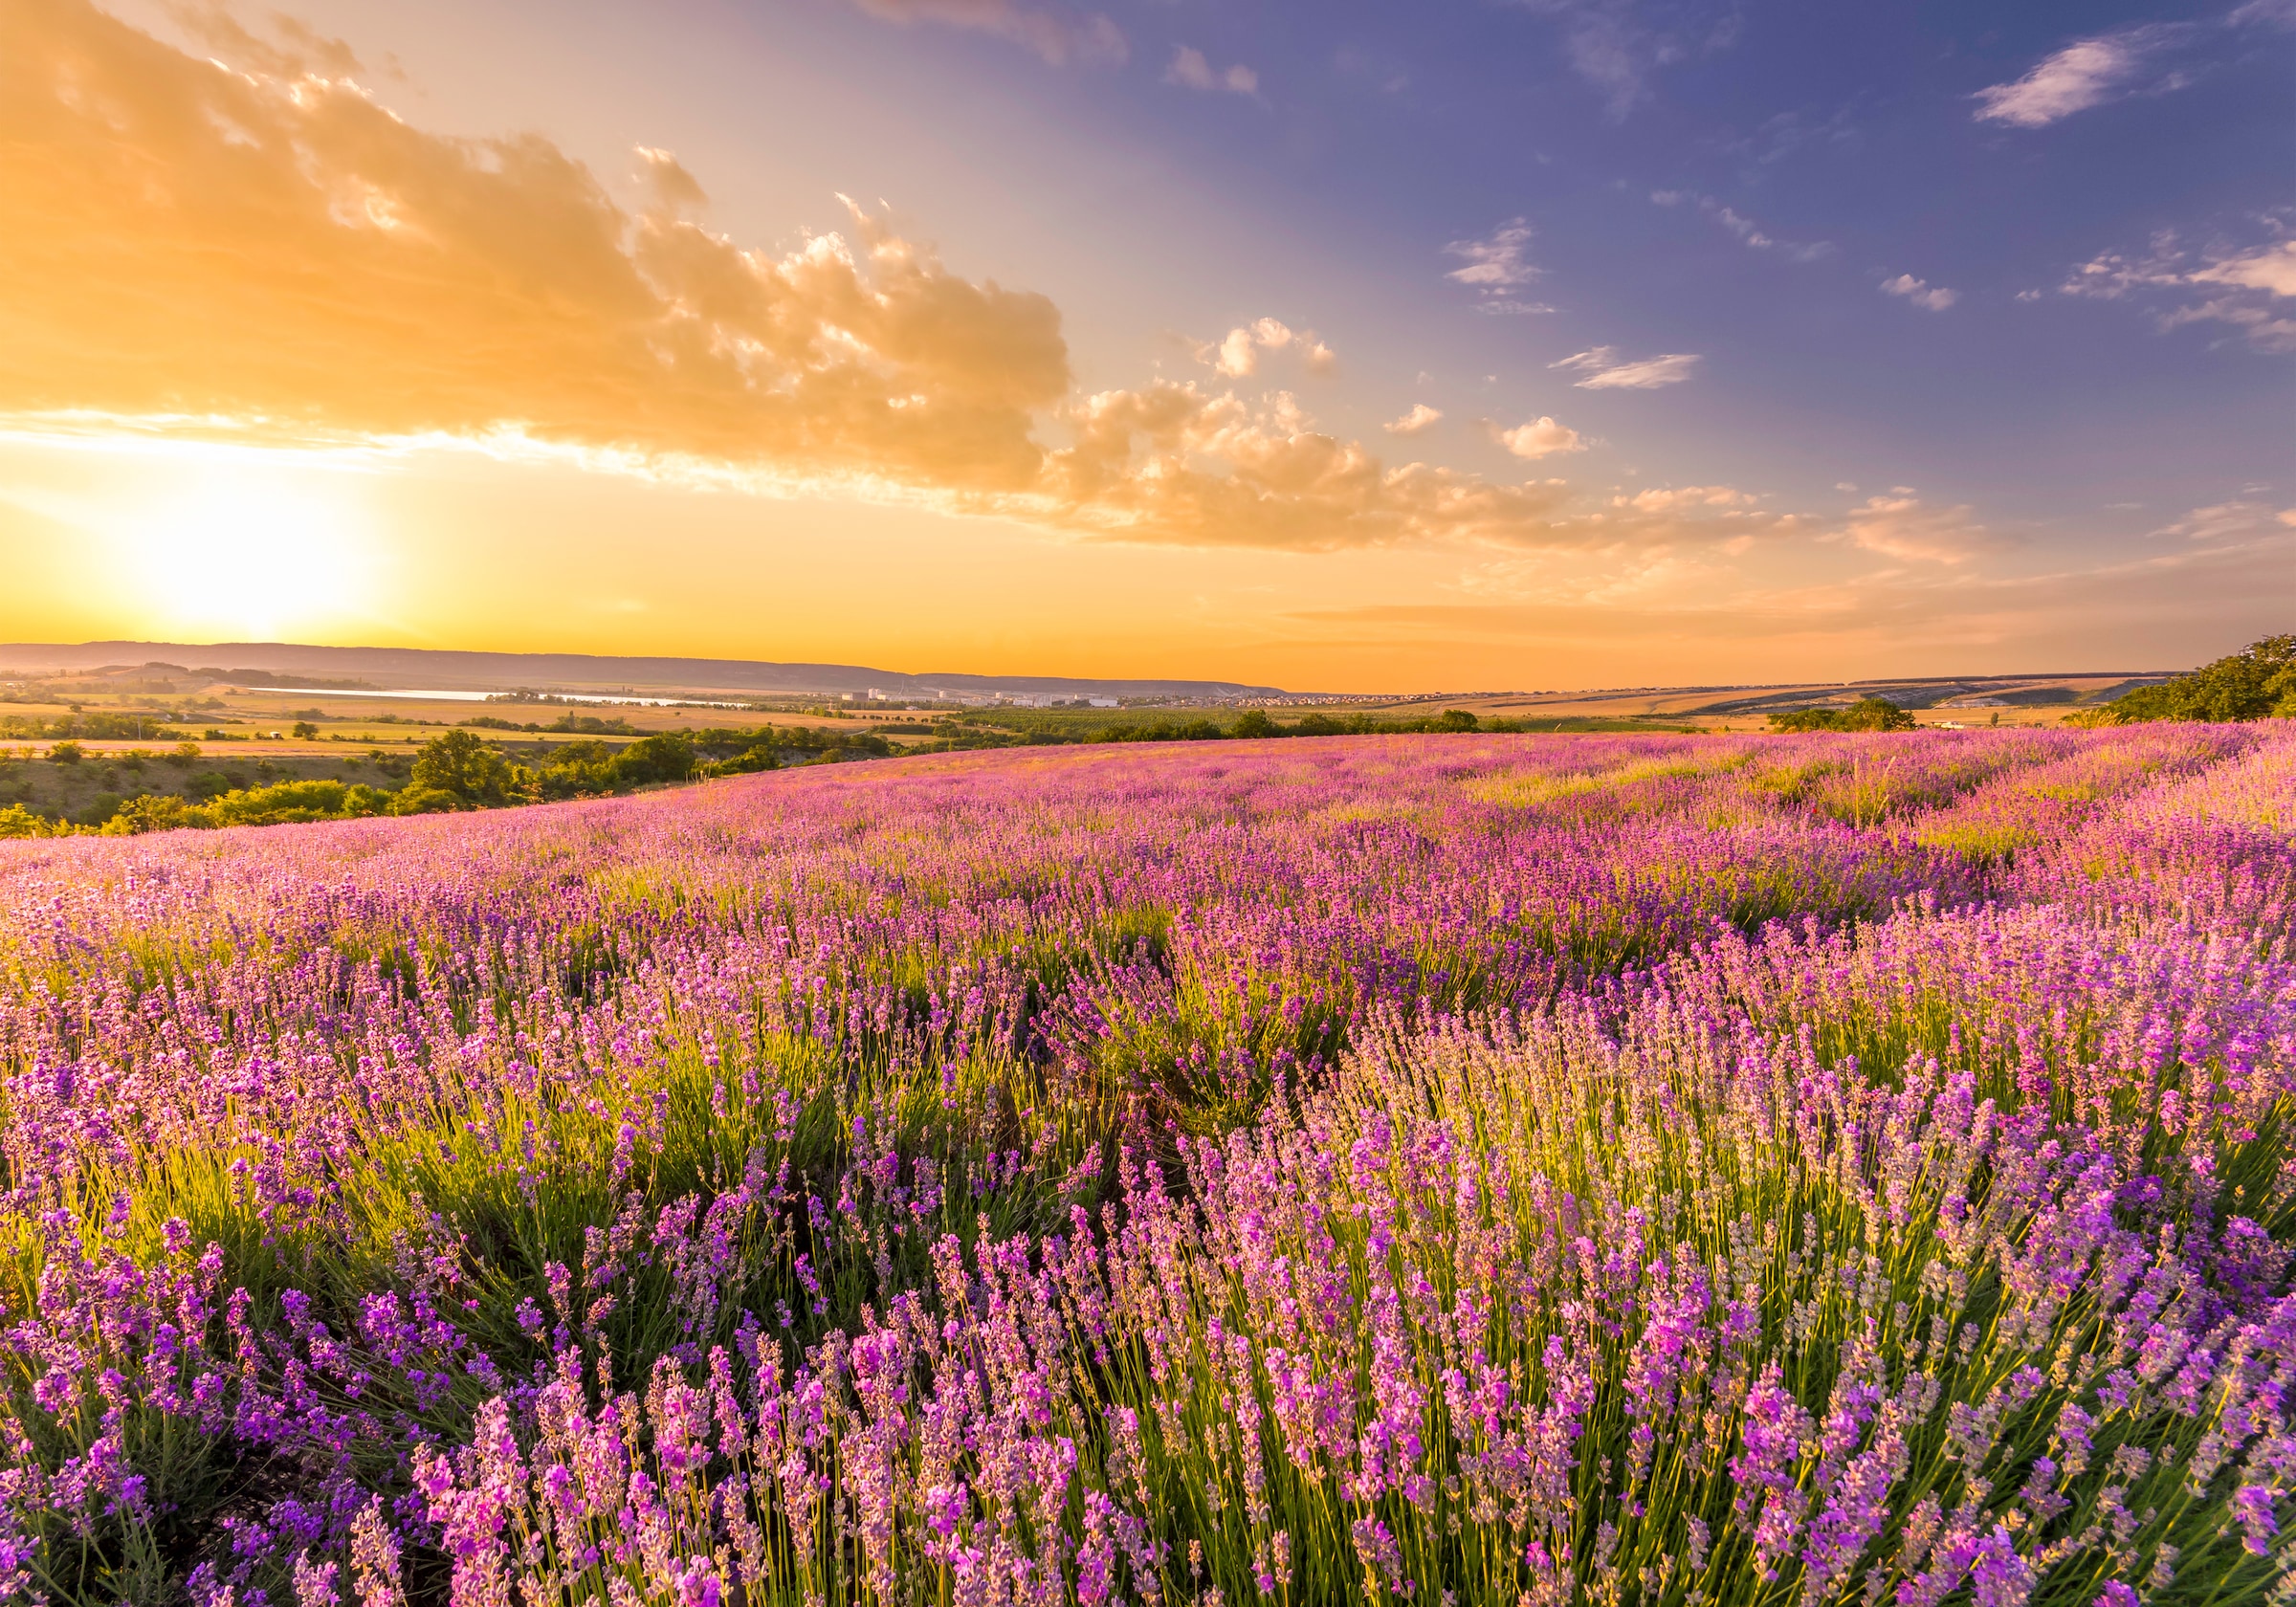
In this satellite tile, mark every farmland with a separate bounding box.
[0,725,2289,1605]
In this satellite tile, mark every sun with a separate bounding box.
[118,463,379,641]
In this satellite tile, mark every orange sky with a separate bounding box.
[1,0,2285,690]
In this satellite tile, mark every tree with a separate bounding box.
[1769,698,1916,733]
[48,740,83,764]
[409,729,520,806]
[2086,634,2296,724]
[609,734,698,787]
[1231,710,1279,739]
[291,721,320,739]
[1434,709,1480,733]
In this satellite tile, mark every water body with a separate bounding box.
[250,687,738,708]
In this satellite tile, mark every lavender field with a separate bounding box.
[1,727,2290,1607]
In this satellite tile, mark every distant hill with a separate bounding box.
[0,641,1287,701]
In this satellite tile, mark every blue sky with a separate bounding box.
[1,0,2288,686]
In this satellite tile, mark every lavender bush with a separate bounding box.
[0,729,2287,1605]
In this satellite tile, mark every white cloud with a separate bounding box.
[1496,416,1585,458]
[849,0,1126,66]
[1882,274,1959,312]
[1550,347,1701,389]
[1384,404,1444,436]
[1165,45,1257,94]
[1972,32,2156,127]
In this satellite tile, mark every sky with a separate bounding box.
[0,0,2289,692]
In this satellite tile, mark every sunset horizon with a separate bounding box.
[3,0,2289,691]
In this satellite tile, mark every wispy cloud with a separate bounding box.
[2149,498,2296,541]
[1550,347,1701,389]
[1511,1,1743,120]
[1444,219,1558,315]
[1650,190,1831,261]
[2061,226,2296,351]
[1972,30,2168,127]
[1840,493,1989,564]
[1881,274,1958,312]
[848,0,1126,67]
[1445,219,1538,288]
[1383,404,1444,436]
[1165,45,1257,94]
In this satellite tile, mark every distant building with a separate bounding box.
[866,689,888,701]
[1089,697,1119,708]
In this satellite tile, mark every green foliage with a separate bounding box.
[2086,632,2296,724]
[609,733,698,787]
[47,740,82,764]
[1231,709,1278,738]
[1768,696,1918,733]
[103,780,398,833]
[387,786,467,816]
[409,729,519,806]
[289,721,320,739]
[0,804,63,839]
[710,743,781,777]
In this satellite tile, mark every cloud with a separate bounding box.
[1881,274,1958,312]
[1613,485,1754,513]
[1165,45,1257,94]
[2061,229,2296,351]
[1444,219,1559,314]
[847,0,1126,66]
[13,1,1786,558]
[1976,10,2296,128]
[1384,404,1444,436]
[1511,1,1741,120]
[1972,32,2161,126]
[1550,348,1701,389]
[1650,189,1832,261]
[1201,318,1333,378]
[2191,239,2296,297]
[1842,494,1988,564]
[1495,416,1585,458]
[2149,499,2296,542]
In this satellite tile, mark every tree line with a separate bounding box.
[2079,633,2295,724]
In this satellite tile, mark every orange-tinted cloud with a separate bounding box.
[0,0,1783,556]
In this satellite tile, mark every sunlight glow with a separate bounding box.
[111,466,378,641]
